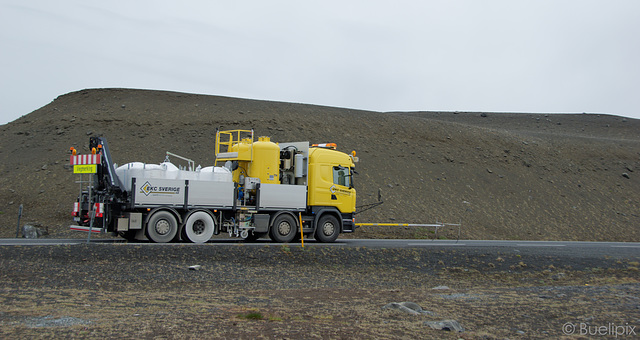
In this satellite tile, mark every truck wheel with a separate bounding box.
[119,230,138,242]
[315,214,340,243]
[184,211,215,243]
[269,214,297,243]
[146,210,178,243]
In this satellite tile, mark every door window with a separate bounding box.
[333,166,350,188]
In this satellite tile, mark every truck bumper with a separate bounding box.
[341,213,356,233]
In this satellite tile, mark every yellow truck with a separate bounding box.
[70,129,358,243]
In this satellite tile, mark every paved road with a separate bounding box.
[1,238,638,258]
[338,239,640,258]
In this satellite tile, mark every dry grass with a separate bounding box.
[1,244,639,338]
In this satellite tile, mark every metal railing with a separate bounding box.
[214,129,254,163]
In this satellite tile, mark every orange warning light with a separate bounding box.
[312,143,337,149]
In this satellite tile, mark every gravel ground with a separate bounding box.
[1,243,639,339]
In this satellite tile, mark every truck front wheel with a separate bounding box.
[146,211,178,243]
[269,214,297,243]
[315,214,340,243]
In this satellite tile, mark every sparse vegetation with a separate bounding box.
[238,312,264,320]
[280,244,291,254]
[0,244,638,338]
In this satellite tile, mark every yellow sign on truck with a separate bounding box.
[73,164,97,174]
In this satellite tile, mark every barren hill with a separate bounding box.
[1,88,638,241]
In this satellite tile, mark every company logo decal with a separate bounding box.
[329,185,351,196]
[140,181,181,196]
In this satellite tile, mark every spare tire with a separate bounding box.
[183,211,215,243]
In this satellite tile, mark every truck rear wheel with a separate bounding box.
[315,214,340,243]
[146,210,178,243]
[269,214,297,243]
[119,230,138,242]
[183,211,215,243]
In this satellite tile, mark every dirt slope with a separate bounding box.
[0,88,638,241]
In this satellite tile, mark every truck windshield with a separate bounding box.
[333,166,352,188]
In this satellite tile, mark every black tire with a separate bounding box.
[315,214,340,243]
[292,231,301,242]
[119,230,138,242]
[269,214,297,243]
[146,210,178,243]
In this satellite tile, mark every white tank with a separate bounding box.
[200,166,233,182]
[116,162,232,191]
[115,162,145,190]
[159,162,179,179]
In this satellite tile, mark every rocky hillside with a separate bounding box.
[0,88,638,241]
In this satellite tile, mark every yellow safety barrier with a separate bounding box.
[356,222,462,241]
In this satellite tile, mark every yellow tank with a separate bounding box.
[229,138,252,182]
[248,136,280,184]
[229,138,253,160]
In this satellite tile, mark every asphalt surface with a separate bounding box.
[1,238,639,259]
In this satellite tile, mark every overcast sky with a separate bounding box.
[1,0,639,125]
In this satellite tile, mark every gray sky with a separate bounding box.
[1,0,639,125]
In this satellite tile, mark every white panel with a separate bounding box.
[259,184,306,210]
[188,181,235,207]
[117,218,129,231]
[129,213,142,229]
[134,178,185,206]
[216,152,239,159]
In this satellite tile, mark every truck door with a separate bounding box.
[330,166,356,213]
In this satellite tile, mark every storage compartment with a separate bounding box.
[253,214,270,233]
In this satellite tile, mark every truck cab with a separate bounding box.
[308,146,356,212]
[214,130,359,242]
